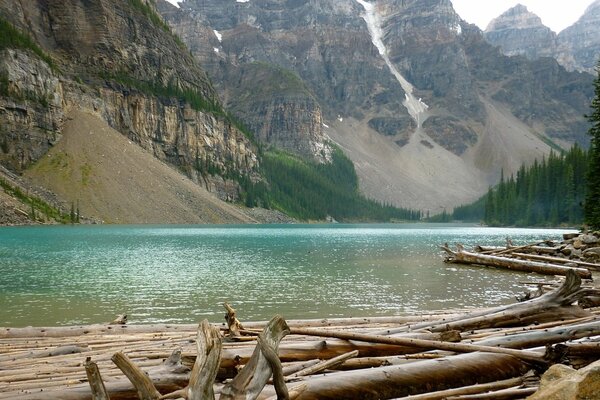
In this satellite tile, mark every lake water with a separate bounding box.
[0,224,574,327]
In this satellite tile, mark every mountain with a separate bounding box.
[161,0,593,213]
[483,4,556,60]
[0,0,264,223]
[556,0,600,73]
[485,1,600,74]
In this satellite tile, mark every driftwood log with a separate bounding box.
[220,315,290,400]
[442,244,592,278]
[258,352,531,400]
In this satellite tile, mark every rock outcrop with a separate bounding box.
[528,359,600,399]
[485,2,600,74]
[484,4,557,60]
[556,0,600,73]
[0,0,258,199]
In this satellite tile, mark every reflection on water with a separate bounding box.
[0,224,574,326]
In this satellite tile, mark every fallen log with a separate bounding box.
[288,328,545,364]
[442,245,592,279]
[391,375,525,399]
[379,270,593,335]
[285,350,359,381]
[446,387,538,399]
[511,252,600,270]
[258,352,531,400]
[220,315,290,400]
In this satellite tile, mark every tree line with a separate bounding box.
[453,146,589,227]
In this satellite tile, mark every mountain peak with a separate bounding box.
[485,4,548,32]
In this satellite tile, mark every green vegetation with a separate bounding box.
[259,148,421,222]
[585,62,600,230]
[452,145,589,227]
[128,0,185,49]
[100,71,223,115]
[0,177,71,223]
[0,71,8,97]
[0,16,57,71]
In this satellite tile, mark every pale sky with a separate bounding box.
[450,0,594,33]
[164,0,593,34]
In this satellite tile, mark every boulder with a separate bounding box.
[528,359,600,399]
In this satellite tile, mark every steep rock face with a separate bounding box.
[484,4,557,60]
[0,49,64,171]
[556,0,600,73]
[160,0,406,161]
[0,0,257,196]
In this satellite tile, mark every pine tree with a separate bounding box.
[585,61,600,230]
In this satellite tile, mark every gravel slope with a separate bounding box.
[25,110,259,224]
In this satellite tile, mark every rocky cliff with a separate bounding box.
[0,0,264,222]
[556,0,600,73]
[485,1,600,74]
[484,4,556,60]
[160,0,593,212]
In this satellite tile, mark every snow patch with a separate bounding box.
[164,0,180,8]
[354,0,428,128]
[236,0,250,2]
[213,47,220,53]
[337,116,343,122]
[451,22,462,35]
[323,123,330,128]
[213,29,222,42]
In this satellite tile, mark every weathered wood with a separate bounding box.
[0,315,459,339]
[257,334,289,400]
[285,350,359,380]
[443,245,592,278]
[445,387,538,399]
[511,252,600,270]
[169,320,222,400]
[390,376,525,399]
[111,352,161,400]
[220,315,290,400]
[282,360,320,376]
[110,315,128,325]
[84,358,110,400]
[288,328,545,364]
[224,303,244,338]
[382,270,593,334]
[259,353,530,400]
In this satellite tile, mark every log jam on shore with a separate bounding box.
[2,232,600,399]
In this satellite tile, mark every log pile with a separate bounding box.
[3,272,600,400]
[442,231,600,279]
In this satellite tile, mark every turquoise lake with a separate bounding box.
[0,224,574,327]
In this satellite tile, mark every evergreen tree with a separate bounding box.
[585,61,600,230]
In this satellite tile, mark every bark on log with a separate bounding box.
[257,334,289,400]
[111,352,161,400]
[174,320,222,400]
[445,387,538,399]
[442,245,592,278]
[390,376,525,399]
[258,353,531,400]
[85,358,110,400]
[288,328,545,364]
[285,350,359,380]
[220,331,463,372]
[220,315,290,400]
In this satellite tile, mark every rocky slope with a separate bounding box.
[485,1,600,74]
[25,110,258,224]
[0,0,266,223]
[163,0,593,212]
